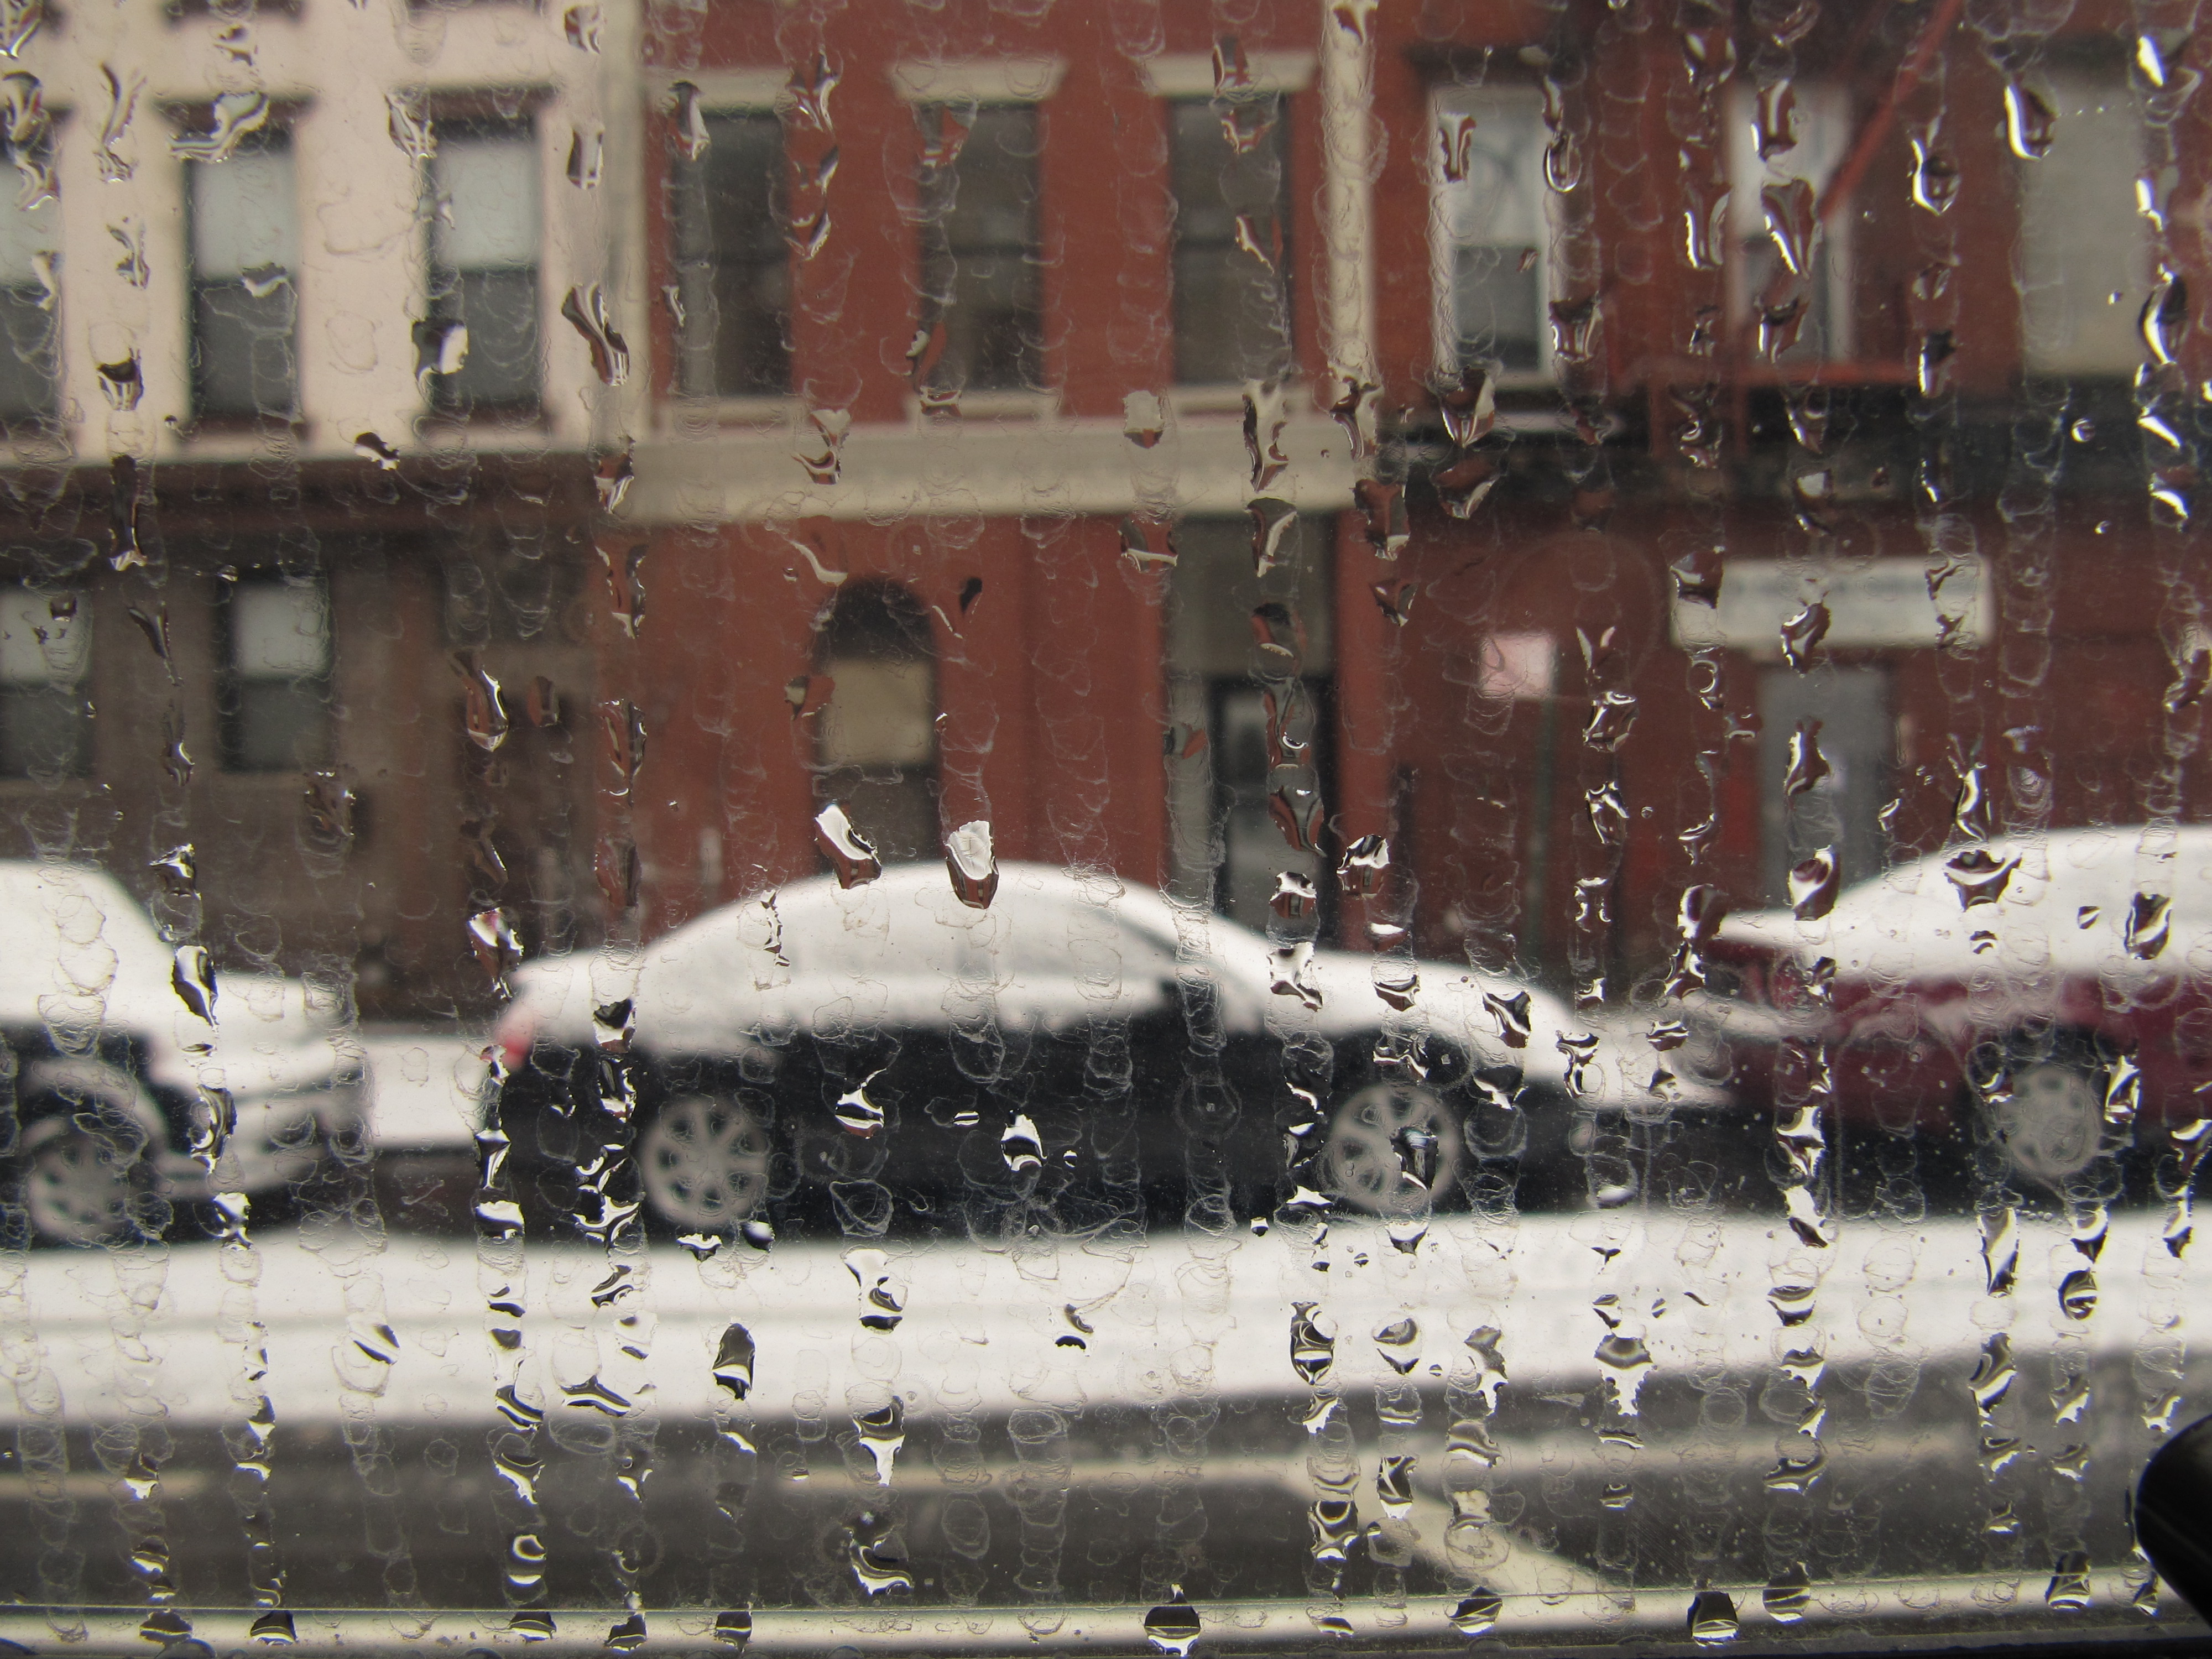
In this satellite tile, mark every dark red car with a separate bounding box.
[1687,828,2212,1220]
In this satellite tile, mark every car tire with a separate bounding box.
[636,1092,774,1233]
[15,1099,160,1248]
[1318,1081,1463,1217]
[1980,1031,2112,1198]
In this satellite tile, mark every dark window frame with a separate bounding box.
[1168,91,1295,388]
[421,111,544,421]
[668,107,792,400]
[216,570,334,775]
[183,124,302,424]
[914,101,1045,399]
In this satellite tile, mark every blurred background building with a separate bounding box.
[0,0,2192,1016]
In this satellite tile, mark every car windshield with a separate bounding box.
[1,3,2209,1656]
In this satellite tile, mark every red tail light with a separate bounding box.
[491,1005,538,1072]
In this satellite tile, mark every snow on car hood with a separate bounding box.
[0,862,354,1104]
[1716,825,2212,989]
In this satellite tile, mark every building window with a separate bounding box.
[1170,95,1293,386]
[670,109,790,398]
[0,170,58,424]
[1433,87,1549,378]
[915,103,1042,398]
[186,131,299,420]
[2020,60,2148,377]
[1727,81,1851,364]
[815,582,938,864]
[424,118,541,415]
[0,588,90,779]
[220,573,331,773]
[1164,517,1334,930]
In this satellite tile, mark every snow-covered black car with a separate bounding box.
[488,862,1735,1240]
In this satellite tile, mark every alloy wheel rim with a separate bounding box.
[639,1095,772,1229]
[1321,1084,1460,1215]
[25,1129,135,1245]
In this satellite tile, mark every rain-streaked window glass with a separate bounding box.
[670,109,790,399]
[915,103,1042,398]
[6,5,2212,1655]
[187,132,299,420]
[0,176,58,422]
[1433,87,1548,377]
[1164,517,1333,929]
[218,573,331,771]
[1728,81,1851,364]
[0,588,88,778]
[425,119,541,415]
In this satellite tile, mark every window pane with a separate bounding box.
[671,111,790,397]
[1170,95,1292,384]
[190,144,299,279]
[229,580,329,676]
[432,131,541,270]
[916,103,1041,394]
[1437,90,1547,374]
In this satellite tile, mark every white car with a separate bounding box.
[0,861,367,1245]
[489,862,1729,1238]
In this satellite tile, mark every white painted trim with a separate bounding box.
[1136,51,1316,98]
[622,415,1359,524]
[649,69,787,112]
[1319,1,1376,437]
[890,58,1066,105]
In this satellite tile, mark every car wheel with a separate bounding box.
[19,1115,145,1246]
[1986,1036,2107,1194]
[1319,1082,1462,1216]
[637,1093,773,1232]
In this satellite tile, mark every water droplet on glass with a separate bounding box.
[150,842,195,893]
[852,1397,906,1485]
[1583,690,1638,752]
[2128,891,2172,959]
[945,819,997,908]
[561,284,630,385]
[1909,139,1960,213]
[2142,273,2189,367]
[171,945,217,1023]
[453,651,510,752]
[1438,112,1475,182]
[1761,178,1817,278]
[1123,389,1165,448]
[1549,295,1599,363]
[1755,78,1798,159]
[1144,1597,1201,1658]
[1290,1302,1337,1384]
[1000,1113,1043,1175]
[1778,600,1829,671]
[2004,82,2056,159]
[561,1,601,50]
[1944,847,2020,910]
[169,90,269,163]
[713,1323,755,1400]
[1789,848,1839,921]
[712,1610,752,1649]
[1783,719,1828,797]
[1373,1316,1420,1374]
[1544,128,1584,192]
[1449,1589,1501,1637]
[813,804,880,888]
